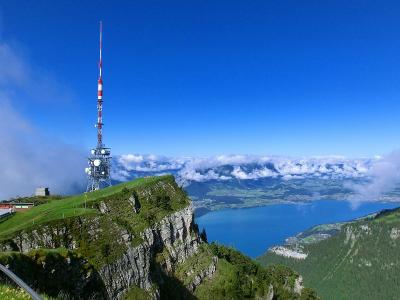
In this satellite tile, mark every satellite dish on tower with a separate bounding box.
[94,159,101,167]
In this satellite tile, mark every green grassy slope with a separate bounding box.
[0,176,184,241]
[193,244,300,299]
[257,207,400,300]
[0,176,191,299]
[0,284,31,300]
[1,175,191,268]
[0,248,104,299]
[158,243,319,300]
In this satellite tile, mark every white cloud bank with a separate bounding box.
[347,151,400,205]
[0,42,86,200]
[113,154,373,184]
[114,153,400,204]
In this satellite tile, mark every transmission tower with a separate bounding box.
[85,21,112,192]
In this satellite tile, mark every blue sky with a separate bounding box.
[2,0,400,157]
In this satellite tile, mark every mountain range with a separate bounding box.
[111,154,400,213]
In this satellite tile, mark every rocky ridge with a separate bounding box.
[99,205,209,299]
[0,176,314,299]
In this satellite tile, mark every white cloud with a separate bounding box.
[231,166,276,180]
[119,154,145,165]
[0,42,85,200]
[347,151,400,206]
[179,168,227,182]
[113,153,374,185]
[0,99,86,199]
[115,154,184,173]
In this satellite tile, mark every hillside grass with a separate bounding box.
[193,244,319,300]
[0,284,31,300]
[125,243,319,299]
[0,176,174,241]
[258,207,400,300]
[0,248,105,299]
[123,285,151,300]
[373,207,400,224]
[0,175,191,270]
[0,284,53,300]
[174,244,214,286]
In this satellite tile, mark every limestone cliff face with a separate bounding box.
[0,204,209,299]
[99,205,202,299]
[0,176,219,299]
[186,256,218,293]
[0,220,81,252]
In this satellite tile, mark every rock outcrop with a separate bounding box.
[99,205,202,299]
[0,204,204,299]
[186,256,218,292]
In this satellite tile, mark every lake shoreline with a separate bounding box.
[196,199,400,258]
[194,198,400,218]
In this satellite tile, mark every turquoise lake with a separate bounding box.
[196,200,400,258]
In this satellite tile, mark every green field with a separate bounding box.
[0,284,30,300]
[0,176,180,241]
[186,177,366,212]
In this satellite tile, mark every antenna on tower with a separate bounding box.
[99,20,102,78]
[86,21,112,192]
[97,20,104,148]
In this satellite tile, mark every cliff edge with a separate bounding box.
[0,176,317,299]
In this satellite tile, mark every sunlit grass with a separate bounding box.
[0,176,170,240]
[0,284,30,300]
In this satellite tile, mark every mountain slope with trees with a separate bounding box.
[258,207,400,299]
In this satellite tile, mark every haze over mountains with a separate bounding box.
[112,154,373,183]
[111,153,400,212]
[3,150,400,208]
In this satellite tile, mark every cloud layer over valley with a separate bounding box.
[113,154,372,184]
[112,153,400,205]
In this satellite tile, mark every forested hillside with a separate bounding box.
[258,207,400,299]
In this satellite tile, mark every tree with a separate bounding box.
[200,228,208,243]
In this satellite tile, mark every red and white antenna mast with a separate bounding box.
[86,21,112,192]
[97,21,104,147]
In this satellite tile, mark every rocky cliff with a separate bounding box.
[0,176,316,299]
[0,176,213,299]
[99,205,205,299]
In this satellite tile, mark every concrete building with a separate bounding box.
[35,187,50,197]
